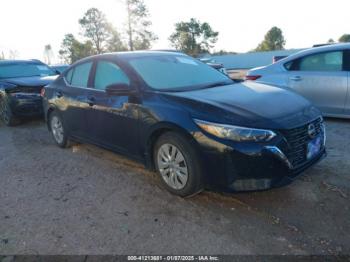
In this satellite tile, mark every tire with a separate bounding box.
[153,132,204,197]
[49,111,70,148]
[0,96,20,126]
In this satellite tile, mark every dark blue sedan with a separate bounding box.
[0,60,58,125]
[42,51,326,197]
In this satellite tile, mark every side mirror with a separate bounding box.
[105,83,132,96]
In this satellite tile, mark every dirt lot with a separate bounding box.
[0,118,349,255]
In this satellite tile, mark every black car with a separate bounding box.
[0,60,58,126]
[43,51,326,197]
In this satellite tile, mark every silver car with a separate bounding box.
[246,43,350,118]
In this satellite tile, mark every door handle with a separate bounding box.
[290,76,302,81]
[87,96,96,107]
[56,91,63,98]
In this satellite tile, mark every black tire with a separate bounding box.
[0,96,20,126]
[153,131,204,197]
[49,111,70,148]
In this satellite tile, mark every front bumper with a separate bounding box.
[194,125,326,192]
[9,93,43,117]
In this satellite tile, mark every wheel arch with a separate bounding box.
[144,122,201,170]
[46,105,59,131]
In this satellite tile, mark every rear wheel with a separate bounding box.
[153,132,204,197]
[0,96,20,126]
[49,111,69,148]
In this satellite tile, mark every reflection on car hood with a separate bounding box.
[1,75,58,87]
[162,81,321,129]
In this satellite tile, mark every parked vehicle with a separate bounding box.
[246,43,350,118]
[51,64,69,74]
[200,58,228,75]
[43,51,326,197]
[0,60,59,126]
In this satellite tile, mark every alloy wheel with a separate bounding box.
[51,116,64,144]
[157,143,189,190]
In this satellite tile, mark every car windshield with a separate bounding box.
[0,62,57,79]
[127,55,232,91]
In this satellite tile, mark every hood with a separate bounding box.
[1,75,58,87]
[161,81,321,129]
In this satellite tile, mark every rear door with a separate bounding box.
[85,59,140,156]
[59,61,93,138]
[286,50,347,115]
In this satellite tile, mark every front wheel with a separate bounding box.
[154,132,204,197]
[0,96,20,126]
[49,111,69,148]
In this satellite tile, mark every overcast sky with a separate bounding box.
[0,0,348,63]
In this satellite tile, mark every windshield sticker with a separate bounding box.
[176,57,198,66]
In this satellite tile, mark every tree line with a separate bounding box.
[54,1,350,65]
[3,0,350,62]
[56,1,221,64]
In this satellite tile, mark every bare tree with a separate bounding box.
[122,0,157,51]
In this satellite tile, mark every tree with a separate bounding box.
[212,50,237,56]
[169,18,219,56]
[339,34,350,43]
[123,0,157,50]
[79,8,112,54]
[106,27,128,52]
[59,34,95,64]
[327,38,335,44]
[256,26,286,51]
[44,44,54,65]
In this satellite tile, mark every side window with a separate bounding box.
[65,68,73,84]
[299,51,343,72]
[94,61,130,91]
[284,61,294,71]
[344,50,350,71]
[70,62,93,88]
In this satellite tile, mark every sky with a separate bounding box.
[0,0,348,63]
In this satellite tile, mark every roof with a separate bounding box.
[104,50,187,59]
[72,51,187,65]
[210,49,305,70]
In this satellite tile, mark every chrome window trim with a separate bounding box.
[63,75,105,93]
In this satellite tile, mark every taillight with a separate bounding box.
[40,88,46,97]
[245,75,261,81]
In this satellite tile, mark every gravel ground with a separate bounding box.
[0,118,349,255]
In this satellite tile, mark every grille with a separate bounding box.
[280,117,324,168]
[8,86,42,94]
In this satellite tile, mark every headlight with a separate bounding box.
[194,119,277,142]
